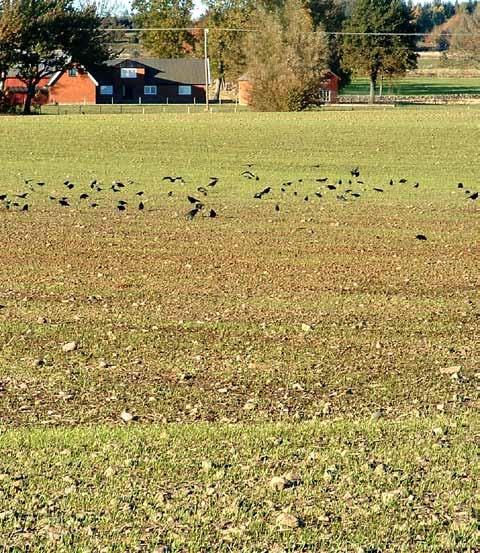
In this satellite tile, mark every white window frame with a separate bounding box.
[100,85,113,95]
[144,85,157,96]
[178,85,192,96]
[121,68,137,79]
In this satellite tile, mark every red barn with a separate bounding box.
[238,70,340,106]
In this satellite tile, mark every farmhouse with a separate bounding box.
[5,58,210,106]
[238,71,340,106]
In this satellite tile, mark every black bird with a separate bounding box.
[90,180,97,187]
[66,183,75,190]
[136,191,144,196]
[416,234,427,241]
[115,182,125,188]
[399,178,407,183]
[48,195,56,201]
[316,177,328,183]
[457,183,464,189]
[275,204,280,212]
[357,180,364,185]
[469,192,479,200]
[351,193,361,198]
[0,194,7,201]
[21,204,29,211]
[162,176,175,182]
[209,209,217,218]
[188,195,201,204]
[373,188,384,193]
[36,182,45,187]
[304,196,309,201]
[208,177,219,187]
[338,179,343,185]
[90,202,99,208]
[117,204,126,211]
[167,191,174,197]
[326,185,336,190]
[197,186,208,195]
[314,192,322,198]
[138,202,145,210]
[59,199,70,206]
[254,187,271,199]
[281,188,286,193]
[414,182,420,189]
[389,179,394,186]
[63,180,70,185]
[111,186,119,192]
[351,167,360,178]
[293,191,298,196]
[186,208,199,220]
[117,200,127,206]
[79,193,89,200]
[16,193,28,199]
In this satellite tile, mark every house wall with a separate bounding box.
[49,71,96,104]
[4,77,49,107]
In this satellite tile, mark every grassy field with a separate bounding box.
[0,109,478,550]
[341,76,480,96]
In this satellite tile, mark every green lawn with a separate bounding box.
[341,76,480,96]
[0,109,478,550]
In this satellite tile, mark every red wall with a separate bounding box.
[49,70,96,104]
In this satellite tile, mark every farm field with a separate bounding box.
[341,75,480,96]
[0,109,479,550]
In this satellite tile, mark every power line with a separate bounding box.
[102,27,480,37]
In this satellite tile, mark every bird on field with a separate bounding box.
[197,186,208,195]
[209,209,217,218]
[117,200,127,206]
[115,181,125,188]
[187,195,201,204]
[21,204,29,211]
[90,202,99,208]
[138,202,145,210]
[36,182,45,187]
[59,198,70,206]
[416,234,427,241]
[457,183,464,189]
[254,187,271,199]
[242,170,259,180]
[304,196,309,201]
[275,204,280,212]
[66,183,75,190]
[351,193,361,198]
[15,193,28,199]
[208,177,219,187]
[357,180,364,185]
[373,188,384,193]
[90,180,97,187]
[389,179,394,186]
[414,182,420,189]
[79,193,89,200]
[326,185,336,190]
[48,195,56,201]
[399,178,407,183]
[162,176,175,182]
[315,192,322,198]
[316,177,328,183]
[167,191,174,197]
[351,167,360,178]
[117,204,126,211]
[186,207,199,220]
[468,192,479,200]
[0,194,7,201]
[136,191,144,196]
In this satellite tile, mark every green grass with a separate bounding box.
[341,76,480,96]
[0,109,479,549]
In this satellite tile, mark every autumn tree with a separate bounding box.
[133,0,194,57]
[342,0,417,103]
[445,4,480,66]
[198,0,255,100]
[1,0,110,114]
[245,0,328,111]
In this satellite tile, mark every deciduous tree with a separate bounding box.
[341,0,417,103]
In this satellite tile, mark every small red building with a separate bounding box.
[4,58,210,107]
[238,70,340,106]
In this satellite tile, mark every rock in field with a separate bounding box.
[61,341,77,353]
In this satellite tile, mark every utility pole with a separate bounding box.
[204,28,209,110]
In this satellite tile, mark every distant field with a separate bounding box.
[341,75,480,96]
[0,109,478,550]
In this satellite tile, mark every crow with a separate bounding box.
[209,209,217,218]
[351,167,360,178]
[79,193,89,200]
[275,204,280,212]
[59,199,69,206]
[414,182,420,189]
[186,208,199,220]
[36,182,45,187]
[162,176,175,182]
[117,204,126,211]
[314,192,322,198]
[16,193,28,199]
[90,202,99,208]
[66,183,75,190]
[326,185,336,190]
[357,180,364,185]
[117,200,127,206]
[399,178,407,183]
[167,191,174,197]
[21,204,29,211]
[208,177,219,187]
[416,234,427,241]
[0,194,7,201]
[138,202,145,210]
[389,179,394,185]
[197,186,208,195]
[304,196,309,201]
[351,193,361,198]
[457,183,464,189]
[316,177,328,183]
[188,195,201,204]
[136,191,144,196]
[373,188,384,193]
[469,192,479,200]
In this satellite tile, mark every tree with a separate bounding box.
[341,0,417,103]
[244,0,328,111]
[132,0,194,57]
[445,4,480,66]
[198,0,255,100]
[1,0,110,114]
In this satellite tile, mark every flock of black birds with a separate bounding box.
[0,166,478,241]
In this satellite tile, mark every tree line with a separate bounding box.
[0,0,479,114]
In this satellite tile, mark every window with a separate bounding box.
[121,68,137,79]
[100,85,113,95]
[144,85,157,96]
[68,68,78,77]
[178,85,192,96]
